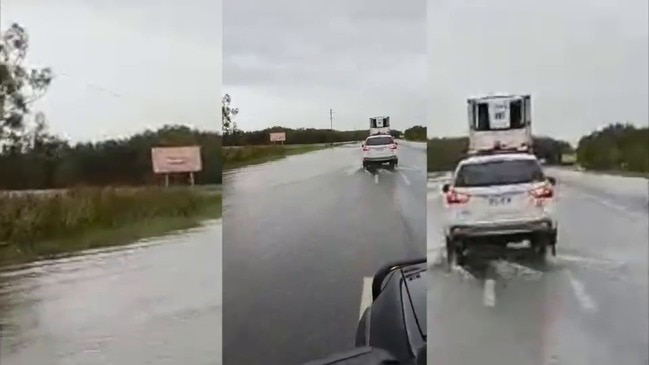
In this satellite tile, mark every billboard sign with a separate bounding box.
[151,146,202,173]
[269,132,286,142]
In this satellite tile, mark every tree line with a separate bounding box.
[222,126,407,146]
[427,123,648,174]
[577,123,648,174]
[0,125,222,190]
[427,136,574,172]
[403,125,426,142]
[1,24,221,190]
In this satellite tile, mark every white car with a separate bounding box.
[441,152,558,265]
[362,135,398,170]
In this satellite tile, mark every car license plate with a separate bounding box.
[488,195,511,206]
[375,148,384,152]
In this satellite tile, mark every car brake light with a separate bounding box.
[530,185,553,199]
[390,144,397,150]
[362,146,369,151]
[446,189,470,204]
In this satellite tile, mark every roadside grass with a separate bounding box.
[223,144,330,169]
[0,187,222,266]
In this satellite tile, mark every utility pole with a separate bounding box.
[329,108,333,147]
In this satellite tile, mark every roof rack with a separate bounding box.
[466,142,533,156]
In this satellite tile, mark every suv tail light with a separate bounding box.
[530,185,553,199]
[446,189,470,204]
[362,146,369,152]
[390,144,397,150]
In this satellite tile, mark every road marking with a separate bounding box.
[452,264,477,280]
[567,270,598,313]
[557,254,627,270]
[397,166,422,172]
[360,277,373,319]
[490,260,543,281]
[345,167,358,176]
[374,174,379,184]
[399,171,411,186]
[570,189,640,219]
[483,279,496,307]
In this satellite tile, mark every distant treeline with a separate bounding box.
[223,127,404,146]
[403,125,427,142]
[427,123,649,174]
[0,125,222,190]
[427,136,573,172]
[577,123,648,174]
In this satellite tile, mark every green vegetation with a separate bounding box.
[427,136,574,172]
[427,123,648,177]
[576,123,648,175]
[0,188,222,266]
[403,125,427,142]
[223,144,330,169]
[0,24,223,265]
[0,125,222,189]
[222,126,399,146]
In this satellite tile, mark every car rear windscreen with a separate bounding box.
[454,159,545,187]
[366,136,394,146]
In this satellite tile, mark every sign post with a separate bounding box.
[151,146,202,187]
[269,132,286,145]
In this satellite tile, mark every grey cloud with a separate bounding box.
[3,0,221,142]
[223,0,427,131]
[428,0,648,141]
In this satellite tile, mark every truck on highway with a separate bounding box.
[467,94,533,154]
[369,116,390,136]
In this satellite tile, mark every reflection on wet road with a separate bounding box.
[223,141,427,365]
[427,169,648,364]
[0,220,222,365]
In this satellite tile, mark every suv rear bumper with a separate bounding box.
[448,218,555,241]
[363,156,397,163]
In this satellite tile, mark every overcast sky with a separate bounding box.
[223,0,427,132]
[428,0,648,143]
[1,0,221,143]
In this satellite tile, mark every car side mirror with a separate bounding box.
[547,176,557,185]
[442,183,450,193]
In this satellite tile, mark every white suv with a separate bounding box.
[441,152,558,265]
[362,135,398,170]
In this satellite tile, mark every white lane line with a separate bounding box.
[558,254,626,269]
[345,167,358,176]
[483,279,496,307]
[569,189,640,219]
[360,277,373,319]
[490,260,543,281]
[399,171,411,186]
[567,270,598,313]
[453,264,477,281]
[427,245,445,267]
[374,174,379,184]
[364,169,373,176]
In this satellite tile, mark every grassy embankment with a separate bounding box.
[0,187,222,266]
[223,144,335,169]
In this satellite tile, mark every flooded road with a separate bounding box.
[427,170,648,364]
[0,220,222,365]
[223,141,427,364]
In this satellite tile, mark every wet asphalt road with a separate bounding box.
[222,141,427,365]
[427,169,648,365]
[0,220,222,365]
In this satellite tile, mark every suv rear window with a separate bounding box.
[454,159,545,187]
[366,136,394,146]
